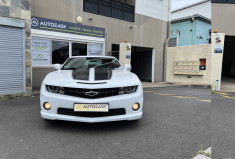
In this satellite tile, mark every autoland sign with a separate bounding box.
[31,16,105,38]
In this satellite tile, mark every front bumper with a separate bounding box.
[40,86,143,123]
[41,111,143,123]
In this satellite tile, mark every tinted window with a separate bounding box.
[83,0,134,22]
[72,43,87,56]
[111,44,120,60]
[212,0,226,2]
[227,0,235,3]
[52,41,69,64]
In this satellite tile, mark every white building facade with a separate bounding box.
[171,0,211,20]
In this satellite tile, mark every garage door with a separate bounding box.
[131,46,153,81]
[0,25,25,95]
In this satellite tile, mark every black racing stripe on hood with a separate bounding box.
[72,68,89,80]
[95,68,112,80]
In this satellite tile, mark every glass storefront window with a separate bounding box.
[52,41,69,64]
[32,38,103,66]
[32,39,51,65]
[72,43,87,56]
[87,44,102,56]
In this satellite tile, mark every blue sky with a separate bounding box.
[171,0,204,11]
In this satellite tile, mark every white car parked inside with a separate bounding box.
[40,56,143,123]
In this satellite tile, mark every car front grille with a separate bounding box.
[63,87,120,99]
[57,108,126,118]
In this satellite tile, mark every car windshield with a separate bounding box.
[61,57,122,70]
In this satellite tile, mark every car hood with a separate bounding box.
[43,69,140,88]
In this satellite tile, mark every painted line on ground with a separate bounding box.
[144,91,211,103]
[154,93,176,96]
[216,92,235,100]
[197,99,211,103]
[216,92,230,95]
[173,96,196,99]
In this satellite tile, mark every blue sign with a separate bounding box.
[214,45,223,54]
[31,16,105,38]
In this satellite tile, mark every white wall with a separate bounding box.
[136,0,171,21]
[166,44,212,84]
[211,33,225,91]
[171,1,211,20]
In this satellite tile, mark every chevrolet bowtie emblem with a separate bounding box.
[85,91,99,97]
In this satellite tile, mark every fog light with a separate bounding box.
[132,103,140,111]
[43,102,51,110]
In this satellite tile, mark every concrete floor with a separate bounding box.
[212,92,235,159]
[0,87,211,159]
[221,76,235,92]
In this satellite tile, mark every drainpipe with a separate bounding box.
[163,0,171,82]
[105,32,108,56]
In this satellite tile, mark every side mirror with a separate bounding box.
[125,64,132,71]
[53,64,61,71]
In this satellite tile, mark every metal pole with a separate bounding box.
[215,80,219,91]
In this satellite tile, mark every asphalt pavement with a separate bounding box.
[0,87,211,159]
[212,92,235,159]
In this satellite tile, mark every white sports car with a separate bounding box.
[40,56,143,123]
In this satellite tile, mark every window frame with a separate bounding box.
[83,0,135,22]
[71,42,88,57]
[31,28,106,68]
[32,38,71,66]
[52,40,70,65]
[31,37,103,67]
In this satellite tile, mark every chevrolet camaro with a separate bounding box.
[40,56,143,123]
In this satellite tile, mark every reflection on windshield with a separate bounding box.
[61,57,122,70]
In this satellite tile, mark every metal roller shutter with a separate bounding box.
[0,25,25,95]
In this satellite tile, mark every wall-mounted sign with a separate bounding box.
[119,42,132,66]
[31,16,105,38]
[214,45,223,53]
[126,44,131,59]
[32,39,51,65]
[87,44,102,56]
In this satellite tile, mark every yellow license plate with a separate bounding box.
[74,104,109,112]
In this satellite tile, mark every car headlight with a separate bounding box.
[46,85,59,93]
[124,86,137,94]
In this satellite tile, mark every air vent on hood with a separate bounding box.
[72,68,89,80]
[95,68,112,80]
[72,68,112,81]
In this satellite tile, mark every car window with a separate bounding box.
[61,57,122,70]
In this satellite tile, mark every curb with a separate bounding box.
[175,85,211,89]
[33,91,40,96]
